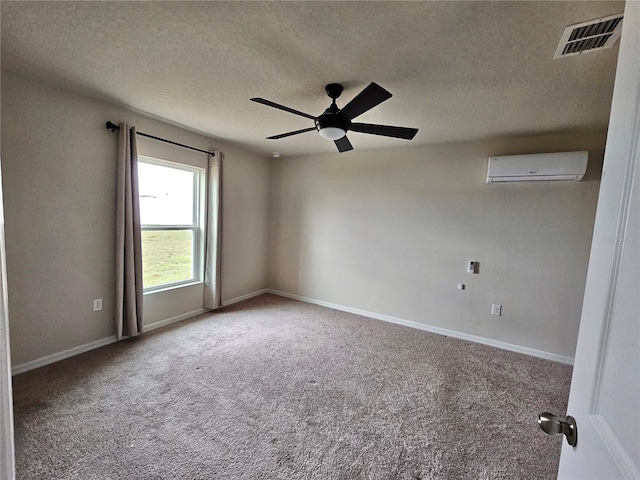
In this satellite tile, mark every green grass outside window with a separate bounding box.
[141,230,193,288]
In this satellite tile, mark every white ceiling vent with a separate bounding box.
[554,13,623,59]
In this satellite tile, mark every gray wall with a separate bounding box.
[267,132,606,359]
[1,72,270,366]
[1,68,607,366]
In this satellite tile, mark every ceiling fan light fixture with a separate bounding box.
[315,111,349,141]
[318,126,346,140]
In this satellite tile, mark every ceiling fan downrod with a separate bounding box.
[316,83,349,140]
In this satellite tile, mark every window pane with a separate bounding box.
[141,230,194,288]
[138,162,194,225]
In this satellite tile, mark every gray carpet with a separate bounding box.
[13,294,571,479]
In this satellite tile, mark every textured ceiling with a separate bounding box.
[1,1,624,157]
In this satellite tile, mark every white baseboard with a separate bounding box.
[144,308,208,333]
[222,289,268,307]
[266,289,574,365]
[12,308,209,375]
[12,336,118,376]
[10,292,265,376]
[145,288,270,329]
[12,288,572,375]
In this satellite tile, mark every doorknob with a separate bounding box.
[538,412,578,446]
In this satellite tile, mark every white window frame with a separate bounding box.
[138,156,206,294]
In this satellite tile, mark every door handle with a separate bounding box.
[538,412,578,446]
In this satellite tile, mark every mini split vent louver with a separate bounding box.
[554,13,624,59]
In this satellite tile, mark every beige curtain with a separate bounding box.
[115,124,144,339]
[203,151,223,310]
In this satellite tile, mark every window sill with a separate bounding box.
[143,281,203,296]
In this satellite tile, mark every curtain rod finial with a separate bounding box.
[106,121,120,132]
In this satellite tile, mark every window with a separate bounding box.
[138,157,205,292]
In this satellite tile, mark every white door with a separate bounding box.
[555,2,639,478]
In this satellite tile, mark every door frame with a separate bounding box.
[0,162,16,479]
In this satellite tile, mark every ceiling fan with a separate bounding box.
[251,82,418,153]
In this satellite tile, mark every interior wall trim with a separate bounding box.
[221,289,268,307]
[144,308,208,333]
[266,289,575,366]
[11,336,117,376]
[10,289,268,376]
[11,286,570,376]
[11,308,208,375]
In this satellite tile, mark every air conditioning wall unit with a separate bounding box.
[486,151,588,184]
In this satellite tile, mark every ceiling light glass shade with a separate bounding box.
[318,127,346,140]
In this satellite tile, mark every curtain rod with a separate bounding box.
[105,121,214,156]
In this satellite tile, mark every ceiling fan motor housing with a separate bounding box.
[315,109,350,137]
[315,83,349,139]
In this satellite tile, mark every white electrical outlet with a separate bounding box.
[298,270,303,279]
[491,304,502,316]
[93,298,103,312]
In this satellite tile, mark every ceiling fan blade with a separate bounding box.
[250,98,316,120]
[334,136,353,153]
[267,127,317,140]
[350,122,418,140]
[339,83,392,120]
